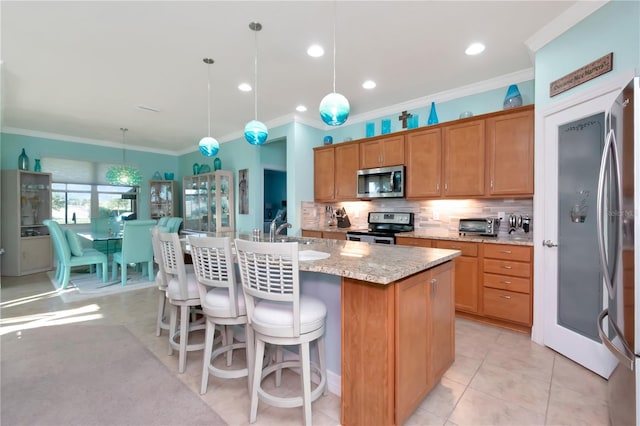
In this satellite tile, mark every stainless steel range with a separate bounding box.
[346,212,414,244]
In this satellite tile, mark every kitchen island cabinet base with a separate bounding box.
[341,261,454,426]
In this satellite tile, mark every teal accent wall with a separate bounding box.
[534,0,640,108]
[1,132,178,219]
[324,81,535,142]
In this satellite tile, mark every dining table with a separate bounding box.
[77,231,123,275]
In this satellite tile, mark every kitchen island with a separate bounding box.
[185,232,461,425]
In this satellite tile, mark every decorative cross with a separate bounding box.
[398,110,413,129]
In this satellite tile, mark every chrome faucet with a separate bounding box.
[269,219,292,242]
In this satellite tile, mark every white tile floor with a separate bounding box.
[1,272,610,425]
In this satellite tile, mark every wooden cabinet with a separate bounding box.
[301,229,346,240]
[314,146,335,202]
[334,143,359,200]
[435,240,480,314]
[313,142,359,201]
[359,135,404,169]
[405,128,442,198]
[342,261,454,426]
[183,171,234,233]
[1,170,53,276]
[149,180,178,220]
[486,108,534,196]
[395,236,433,247]
[482,244,533,326]
[443,119,485,196]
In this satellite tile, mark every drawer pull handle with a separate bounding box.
[500,250,512,254]
[500,295,512,299]
[501,281,512,285]
[502,265,513,269]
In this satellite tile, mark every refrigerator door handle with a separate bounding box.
[596,128,617,296]
[597,309,635,371]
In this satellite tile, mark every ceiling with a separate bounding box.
[2,1,581,154]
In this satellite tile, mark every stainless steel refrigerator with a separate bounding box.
[596,76,639,426]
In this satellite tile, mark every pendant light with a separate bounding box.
[319,2,350,126]
[105,128,143,186]
[199,58,220,156]
[244,21,268,146]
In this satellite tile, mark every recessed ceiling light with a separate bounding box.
[307,44,324,58]
[238,83,252,92]
[296,105,307,112]
[465,43,485,56]
[362,80,376,89]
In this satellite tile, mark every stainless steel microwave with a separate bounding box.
[357,165,404,199]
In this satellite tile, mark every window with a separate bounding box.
[44,157,139,225]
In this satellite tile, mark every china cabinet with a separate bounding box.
[183,171,234,232]
[149,180,178,220]
[1,170,53,276]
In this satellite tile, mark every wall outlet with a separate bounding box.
[498,211,505,220]
[432,209,440,220]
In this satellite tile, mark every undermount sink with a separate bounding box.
[275,236,315,245]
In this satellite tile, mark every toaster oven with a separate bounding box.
[458,217,501,237]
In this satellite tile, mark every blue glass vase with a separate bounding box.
[18,148,29,171]
[427,102,439,125]
[34,159,42,172]
[213,157,222,171]
[503,84,523,109]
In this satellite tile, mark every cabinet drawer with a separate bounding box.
[483,259,530,278]
[483,287,531,325]
[484,244,531,262]
[396,237,432,248]
[435,240,478,257]
[483,273,530,294]
[302,230,323,238]
[323,231,346,241]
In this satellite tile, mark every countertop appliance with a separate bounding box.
[594,76,639,426]
[458,217,501,237]
[346,212,414,244]
[357,165,404,199]
[335,207,351,228]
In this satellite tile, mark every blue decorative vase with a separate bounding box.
[192,163,200,175]
[323,136,333,145]
[34,159,42,172]
[427,102,439,125]
[503,84,523,109]
[213,157,222,171]
[18,148,29,171]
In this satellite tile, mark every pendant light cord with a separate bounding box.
[120,127,128,164]
[254,25,259,121]
[207,63,212,137]
[332,1,336,94]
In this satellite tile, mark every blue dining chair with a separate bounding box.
[157,217,170,227]
[44,220,108,289]
[166,217,183,233]
[111,220,156,286]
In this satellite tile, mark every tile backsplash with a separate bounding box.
[301,198,533,237]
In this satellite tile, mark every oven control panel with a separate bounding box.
[369,212,413,225]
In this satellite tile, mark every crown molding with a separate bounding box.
[525,0,609,53]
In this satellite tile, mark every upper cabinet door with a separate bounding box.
[314,146,335,202]
[335,143,359,200]
[360,135,405,169]
[443,120,485,196]
[405,128,442,198]
[486,108,534,196]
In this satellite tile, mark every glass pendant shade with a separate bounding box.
[199,136,220,156]
[319,92,350,126]
[244,120,268,145]
[106,165,143,186]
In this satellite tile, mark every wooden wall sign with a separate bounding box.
[550,52,613,97]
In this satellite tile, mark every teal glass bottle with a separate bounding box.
[427,102,439,125]
[34,159,42,172]
[503,84,523,109]
[18,148,29,170]
[213,157,222,171]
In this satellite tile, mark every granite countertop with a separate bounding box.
[184,231,461,285]
[302,226,534,246]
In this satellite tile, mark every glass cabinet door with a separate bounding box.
[183,171,234,233]
[149,180,176,219]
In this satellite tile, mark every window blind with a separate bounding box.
[42,157,119,185]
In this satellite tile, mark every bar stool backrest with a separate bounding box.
[158,232,189,300]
